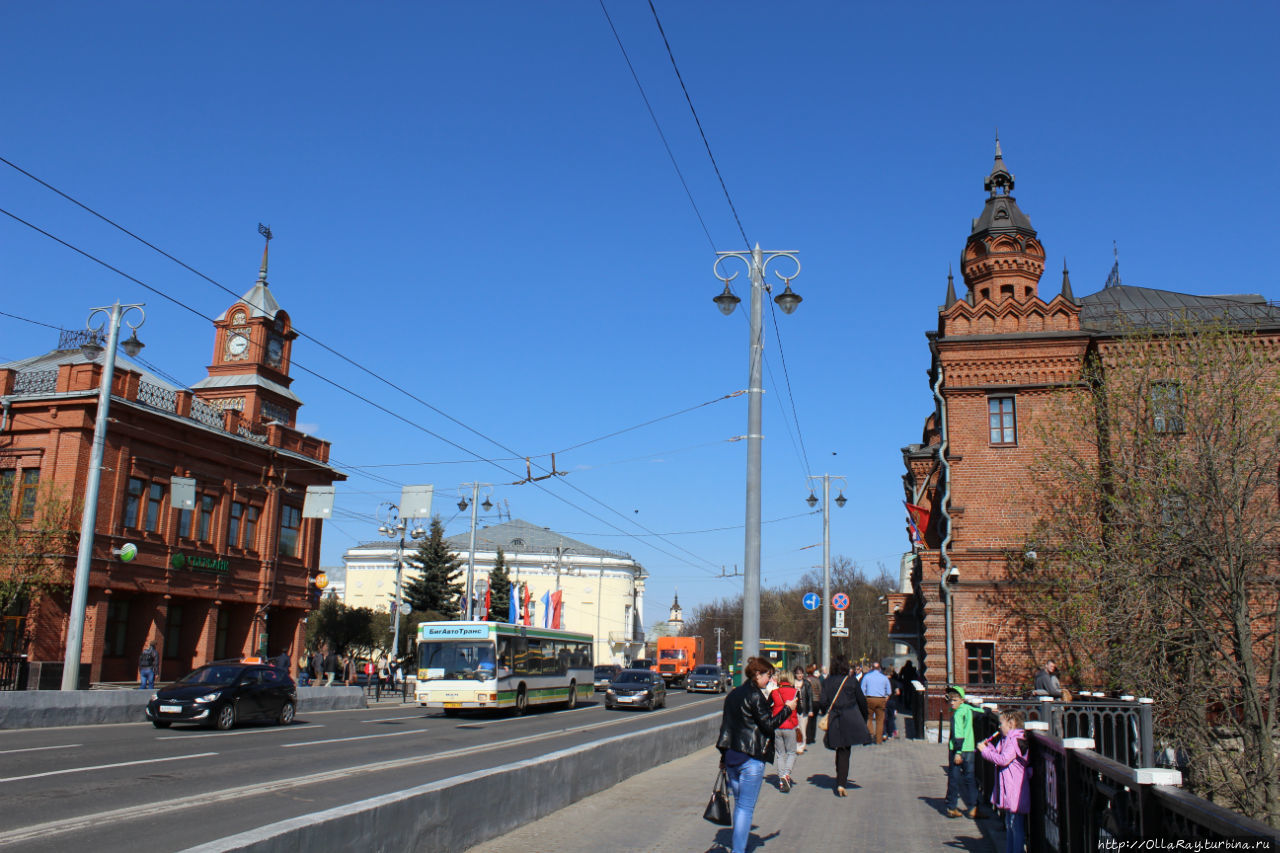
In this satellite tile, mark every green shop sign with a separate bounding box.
[170,553,230,574]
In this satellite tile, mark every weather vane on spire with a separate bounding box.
[257,223,272,283]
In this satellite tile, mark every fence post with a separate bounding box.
[1136,698,1154,768]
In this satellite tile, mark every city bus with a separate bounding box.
[731,639,812,686]
[415,621,593,715]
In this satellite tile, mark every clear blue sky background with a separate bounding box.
[3,3,1276,633]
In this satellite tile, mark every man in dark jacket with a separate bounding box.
[716,657,797,853]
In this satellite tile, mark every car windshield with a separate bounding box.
[659,649,686,659]
[594,667,615,677]
[176,666,243,686]
[693,666,719,675]
[418,641,497,680]
[614,671,651,684]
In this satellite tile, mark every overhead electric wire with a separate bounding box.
[0,207,725,576]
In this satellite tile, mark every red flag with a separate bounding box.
[484,585,491,619]
[904,501,930,544]
[522,584,532,626]
[551,590,563,630]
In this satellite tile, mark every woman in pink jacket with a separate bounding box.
[979,708,1031,853]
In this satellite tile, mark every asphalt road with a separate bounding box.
[0,688,723,852]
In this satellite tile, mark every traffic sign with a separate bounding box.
[802,592,820,611]
[832,593,850,611]
[835,610,846,628]
[831,627,849,637]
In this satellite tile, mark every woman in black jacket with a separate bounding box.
[818,655,872,796]
[716,657,797,853]
[792,666,813,753]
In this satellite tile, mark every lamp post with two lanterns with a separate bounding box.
[62,302,146,691]
[713,245,802,661]
[377,503,426,662]
[457,483,493,620]
[806,474,847,672]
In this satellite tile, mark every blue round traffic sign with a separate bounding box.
[802,592,820,611]
[832,593,850,611]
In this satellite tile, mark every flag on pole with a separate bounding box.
[551,590,563,630]
[904,501,930,545]
[522,584,532,626]
[541,590,552,628]
[484,585,491,619]
[508,583,518,624]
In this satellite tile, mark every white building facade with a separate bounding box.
[342,519,646,666]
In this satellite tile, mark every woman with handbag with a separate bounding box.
[715,657,798,853]
[817,654,872,797]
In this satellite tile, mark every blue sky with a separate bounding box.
[3,3,1277,631]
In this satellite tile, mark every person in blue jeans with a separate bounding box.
[715,657,797,853]
[138,642,158,689]
[945,686,981,818]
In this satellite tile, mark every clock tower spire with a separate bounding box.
[192,225,301,429]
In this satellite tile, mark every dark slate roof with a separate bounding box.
[1080,285,1280,332]
[970,192,1036,237]
[444,518,633,560]
[1,348,181,394]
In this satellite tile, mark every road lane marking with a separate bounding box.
[282,729,425,748]
[0,743,82,756]
[0,708,717,847]
[0,752,217,784]
[158,724,322,740]
[359,713,432,723]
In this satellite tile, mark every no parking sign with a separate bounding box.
[832,593,849,611]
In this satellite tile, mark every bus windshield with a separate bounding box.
[418,641,496,680]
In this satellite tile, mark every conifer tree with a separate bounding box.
[402,516,463,619]
[487,547,511,622]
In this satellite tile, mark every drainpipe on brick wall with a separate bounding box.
[1,397,10,432]
[931,360,956,686]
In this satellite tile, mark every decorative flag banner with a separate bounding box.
[523,584,532,626]
[551,590,563,630]
[541,590,552,628]
[904,501,930,545]
[484,585,491,619]
[509,583,519,624]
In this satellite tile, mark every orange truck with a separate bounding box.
[653,636,704,687]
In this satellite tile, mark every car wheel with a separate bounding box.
[277,701,295,726]
[214,703,236,731]
[566,683,578,710]
[514,686,528,716]
[151,719,171,729]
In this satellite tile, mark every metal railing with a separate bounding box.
[137,380,178,413]
[0,654,27,691]
[13,369,57,395]
[189,398,223,429]
[1020,731,1280,849]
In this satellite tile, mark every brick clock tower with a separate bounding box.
[192,227,301,429]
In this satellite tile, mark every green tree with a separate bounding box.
[0,484,78,651]
[1006,317,1280,827]
[304,596,375,656]
[402,516,464,619]
[487,547,511,622]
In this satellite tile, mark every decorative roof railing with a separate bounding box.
[13,369,58,395]
[137,380,178,413]
[189,398,224,429]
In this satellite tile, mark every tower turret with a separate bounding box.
[961,138,1045,305]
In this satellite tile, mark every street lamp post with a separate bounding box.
[63,302,146,691]
[713,244,802,660]
[378,503,426,661]
[806,474,847,673]
[457,483,493,620]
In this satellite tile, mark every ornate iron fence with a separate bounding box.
[13,369,57,395]
[137,380,178,413]
[190,398,223,429]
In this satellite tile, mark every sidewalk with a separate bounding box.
[468,738,1001,853]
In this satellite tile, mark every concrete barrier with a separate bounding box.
[181,711,721,853]
[0,686,366,729]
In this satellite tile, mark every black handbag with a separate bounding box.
[703,767,733,826]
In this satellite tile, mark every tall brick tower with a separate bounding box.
[959,138,1045,306]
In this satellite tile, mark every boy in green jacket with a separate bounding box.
[945,686,980,818]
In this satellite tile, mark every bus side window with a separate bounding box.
[497,637,512,671]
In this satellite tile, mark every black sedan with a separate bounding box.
[145,661,296,730]
[685,664,730,693]
[604,669,666,711]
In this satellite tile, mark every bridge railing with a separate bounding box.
[1015,727,1280,849]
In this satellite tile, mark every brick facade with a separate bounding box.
[897,144,1280,691]
[0,260,342,685]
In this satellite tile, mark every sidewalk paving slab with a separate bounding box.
[468,738,1000,853]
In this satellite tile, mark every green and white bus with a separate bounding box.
[414,621,594,715]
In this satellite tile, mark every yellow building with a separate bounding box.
[342,518,647,666]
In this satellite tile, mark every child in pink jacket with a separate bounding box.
[979,708,1031,853]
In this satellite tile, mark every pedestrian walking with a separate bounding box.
[771,672,800,791]
[804,665,823,747]
[861,661,892,744]
[792,666,813,754]
[377,654,389,688]
[323,647,338,686]
[817,654,872,797]
[979,708,1031,852]
[138,642,158,689]
[715,656,797,853]
[341,654,356,685]
[945,686,981,818]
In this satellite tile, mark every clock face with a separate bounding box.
[267,337,283,366]
[226,333,249,357]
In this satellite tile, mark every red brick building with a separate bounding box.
[0,249,342,685]
[894,143,1280,689]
